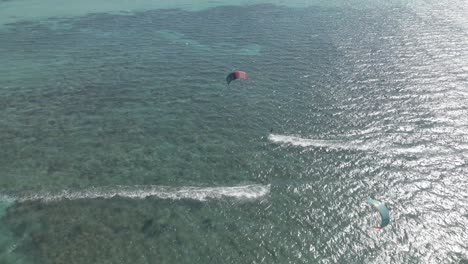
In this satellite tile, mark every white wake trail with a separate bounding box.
[0,184,270,203]
[268,134,453,156]
[268,134,369,151]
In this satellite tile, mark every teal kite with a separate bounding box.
[367,198,390,230]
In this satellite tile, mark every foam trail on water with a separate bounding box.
[0,184,270,203]
[0,195,15,204]
[268,134,369,151]
[268,134,454,156]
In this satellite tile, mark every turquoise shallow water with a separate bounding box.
[1,1,468,263]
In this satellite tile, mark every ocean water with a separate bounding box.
[1,0,468,263]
